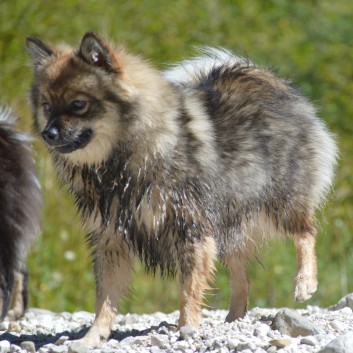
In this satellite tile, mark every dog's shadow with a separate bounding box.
[0,323,172,350]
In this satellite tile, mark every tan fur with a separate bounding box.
[6,271,26,321]
[225,252,250,322]
[178,236,217,328]
[294,230,318,301]
[82,233,133,346]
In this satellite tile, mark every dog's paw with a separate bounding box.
[69,340,93,351]
[71,331,106,348]
[294,274,318,302]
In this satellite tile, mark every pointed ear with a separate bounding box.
[26,36,54,67]
[78,32,119,73]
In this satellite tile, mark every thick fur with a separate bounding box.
[26,32,338,346]
[0,108,41,321]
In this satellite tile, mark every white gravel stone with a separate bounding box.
[0,341,10,353]
[2,295,353,352]
[9,344,21,353]
[300,335,318,346]
[50,346,68,353]
[20,341,36,353]
[150,334,169,348]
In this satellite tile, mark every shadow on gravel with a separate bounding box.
[0,325,164,350]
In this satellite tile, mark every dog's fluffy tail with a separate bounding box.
[163,47,251,85]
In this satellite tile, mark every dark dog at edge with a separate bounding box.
[0,108,41,321]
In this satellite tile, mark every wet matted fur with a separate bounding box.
[0,108,41,321]
[26,32,338,346]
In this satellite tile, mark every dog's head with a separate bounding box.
[26,32,140,165]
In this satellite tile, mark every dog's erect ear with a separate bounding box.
[26,36,53,67]
[79,32,119,73]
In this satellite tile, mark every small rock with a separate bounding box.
[328,293,353,311]
[204,338,214,348]
[150,346,164,353]
[213,340,223,349]
[55,336,69,345]
[119,336,136,346]
[227,338,240,350]
[157,326,169,335]
[238,341,257,351]
[254,324,270,337]
[130,336,149,346]
[20,341,36,353]
[9,344,21,353]
[218,348,230,353]
[254,349,267,353]
[318,331,353,353]
[0,341,10,353]
[7,321,21,333]
[174,340,189,350]
[330,320,346,331]
[307,305,322,313]
[50,346,68,353]
[300,336,318,346]
[269,338,294,348]
[179,326,194,340]
[0,321,9,331]
[100,347,116,353]
[150,334,169,349]
[339,307,353,315]
[267,347,277,353]
[68,341,89,353]
[271,308,324,337]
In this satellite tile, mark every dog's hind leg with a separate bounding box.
[225,251,249,322]
[294,228,318,302]
[80,238,133,346]
[178,236,217,328]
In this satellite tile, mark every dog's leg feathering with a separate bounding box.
[178,236,217,329]
[79,239,133,346]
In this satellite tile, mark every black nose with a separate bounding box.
[42,126,59,144]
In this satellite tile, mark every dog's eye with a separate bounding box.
[42,102,51,115]
[71,100,87,112]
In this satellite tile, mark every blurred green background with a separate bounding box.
[0,0,352,315]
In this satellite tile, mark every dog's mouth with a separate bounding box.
[42,128,93,154]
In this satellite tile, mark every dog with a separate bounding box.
[0,108,41,321]
[26,32,337,346]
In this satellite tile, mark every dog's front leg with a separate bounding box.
[80,237,133,346]
[178,236,216,328]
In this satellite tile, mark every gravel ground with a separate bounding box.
[1,297,353,353]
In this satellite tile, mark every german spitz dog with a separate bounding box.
[0,108,41,321]
[26,32,337,346]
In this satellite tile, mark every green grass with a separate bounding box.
[0,0,352,315]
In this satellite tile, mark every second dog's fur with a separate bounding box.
[0,108,41,321]
[26,33,337,346]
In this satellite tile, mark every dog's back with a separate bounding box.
[0,108,41,320]
[165,48,337,245]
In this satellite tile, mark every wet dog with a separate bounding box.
[26,32,337,345]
